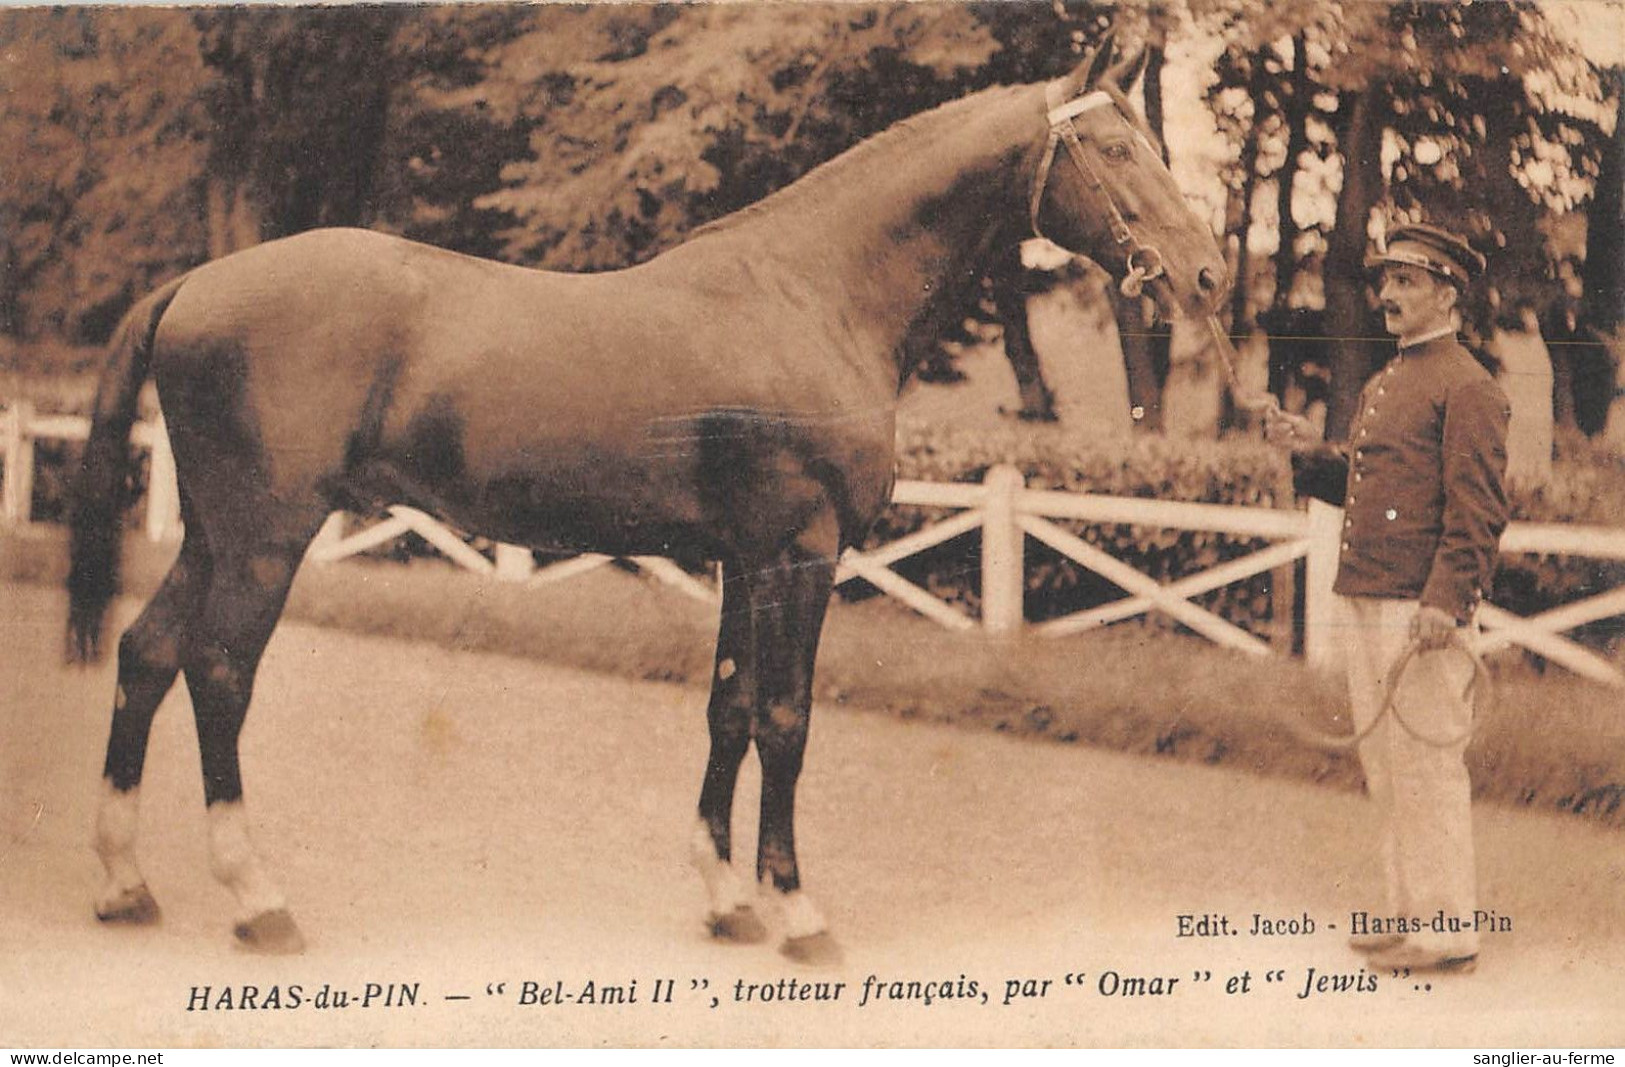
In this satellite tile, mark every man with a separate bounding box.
[1268,223,1510,975]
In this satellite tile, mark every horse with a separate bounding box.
[66,41,1226,962]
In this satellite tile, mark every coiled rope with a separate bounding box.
[1288,631,1494,752]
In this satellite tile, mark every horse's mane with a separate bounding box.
[689,83,1032,240]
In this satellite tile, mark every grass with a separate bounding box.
[5,526,1622,827]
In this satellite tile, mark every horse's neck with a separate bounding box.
[702,84,1043,381]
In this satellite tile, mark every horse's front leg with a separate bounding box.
[748,515,840,964]
[691,560,767,943]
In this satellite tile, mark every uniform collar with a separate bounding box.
[1396,322,1458,352]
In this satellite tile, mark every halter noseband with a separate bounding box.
[1029,84,1166,300]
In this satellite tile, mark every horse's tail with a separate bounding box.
[66,275,187,663]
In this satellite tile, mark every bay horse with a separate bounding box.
[67,42,1226,961]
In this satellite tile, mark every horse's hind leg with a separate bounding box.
[180,512,324,954]
[94,528,211,925]
[692,561,766,943]
[747,515,839,964]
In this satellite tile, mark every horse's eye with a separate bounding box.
[1102,142,1132,162]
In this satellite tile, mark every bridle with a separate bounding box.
[1028,84,1166,300]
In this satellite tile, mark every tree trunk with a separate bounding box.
[1272,31,1310,315]
[1578,71,1624,436]
[1144,30,1169,166]
[989,243,1057,422]
[0,240,21,338]
[1584,72,1625,337]
[1541,304,1580,432]
[1323,85,1385,441]
[1228,108,1262,333]
[206,177,263,259]
[1494,311,1555,487]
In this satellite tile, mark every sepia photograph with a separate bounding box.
[1,0,1622,1050]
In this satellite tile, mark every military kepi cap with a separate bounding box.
[1365,223,1486,288]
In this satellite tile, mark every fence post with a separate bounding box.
[3,401,36,526]
[1303,498,1344,670]
[981,463,1025,634]
[307,512,347,561]
[495,543,534,581]
[143,411,181,542]
[1270,559,1297,656]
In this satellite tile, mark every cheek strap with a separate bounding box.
[1029,85,1164,300]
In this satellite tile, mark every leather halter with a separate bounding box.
[1028,84,1166,299]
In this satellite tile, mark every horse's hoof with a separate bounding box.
[96,884,161,926]
[780,931,843,967]
[709,906,768,944]
[233,909,306,955]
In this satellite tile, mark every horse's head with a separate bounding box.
[1029,38,1228,321]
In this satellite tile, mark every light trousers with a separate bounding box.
[1341,595,1479,956]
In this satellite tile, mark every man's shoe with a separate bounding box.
[1368,942,1478,974]
[1348,931,1404,953]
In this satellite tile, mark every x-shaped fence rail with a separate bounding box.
[5,401,1623,688]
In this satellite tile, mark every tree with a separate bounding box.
[1198,0,1605,437]
[458,4,1000,270]
[193,6,410,254]
[1574,67,1623,435]
[1321,80,1386,437]
[1196,0,1344,425]
[0,8,207,342]
[453,1,1143,420]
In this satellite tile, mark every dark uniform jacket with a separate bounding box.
[1292,336,1511,623]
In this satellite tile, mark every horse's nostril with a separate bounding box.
[1198,267,1220,293]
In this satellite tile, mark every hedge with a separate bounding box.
[862,416,1625,657]
[7,389,1623,658]
[865,420,1294,641]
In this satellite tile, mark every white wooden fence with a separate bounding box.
[5,400,1623,688]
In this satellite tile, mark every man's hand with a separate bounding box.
[1262,407,1316,449]
[1411,605,1458,652]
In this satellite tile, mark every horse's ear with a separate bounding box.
[1108,46,1149,93]
[1063,29,1118,95]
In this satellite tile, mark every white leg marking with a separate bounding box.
[208,800,287,920]
[94,779,146,905]
[775,888,828,941]
[689,820,748,916]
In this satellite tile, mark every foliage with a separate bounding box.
[461,4,1005,268]
[1495,431,1625,651]
[0,9,208,341]
[864,417,1624,654]
[868,420,1295,634]
[192,7,409,244]
[1191,0,1617,437]
[7,389,1619,658]
[1201,0,1608,309]
[1,0,1619,440]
